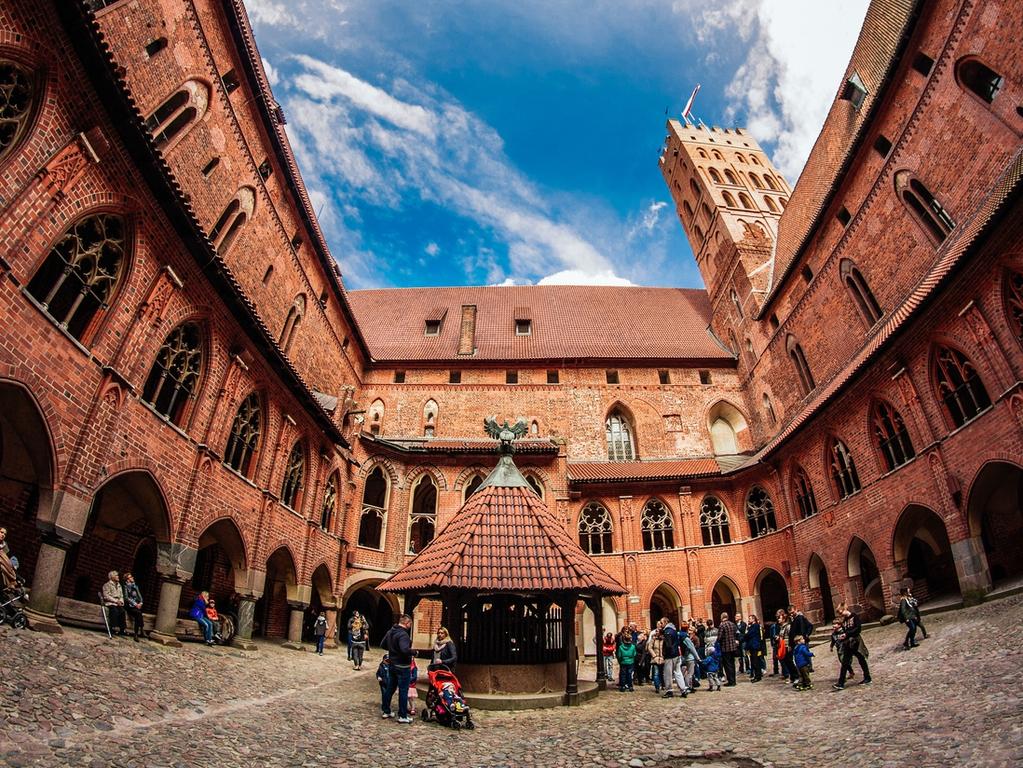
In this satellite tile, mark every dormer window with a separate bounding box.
[515,319,532,335]
[841,71,868,110]
[424,320,441,336]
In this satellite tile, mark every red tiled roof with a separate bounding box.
[567,458,722,484]
[362,435,559,455]
[761,0,920,312]
[348,286,733,363]
[377,480,626,596]
[757,144,1023,459]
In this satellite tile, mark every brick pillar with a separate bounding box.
[282,602,308,650]
[324,604,339,648]
[951,536,992,605]
[231,595,259,651]
[150,577,185,647]
[25,533,72,634]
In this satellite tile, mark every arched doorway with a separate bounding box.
[892,504,960,601]
[343,580,400,646]
[58,471,171,620]
[649,582,682,627]
[967,461,1023,587]
[807,554,835,623]
[0,380,55,593]
[755,568,789,621]
[711,576,740,621]
[579,596,619,656]
[257,546,298,639]
[847,537,883,619]
[305,563,334,641]
[183,517,248,622]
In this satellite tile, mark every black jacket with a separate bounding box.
[789,613,813,643]
[382,624,413,667]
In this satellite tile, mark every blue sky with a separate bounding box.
[247,0,870,290]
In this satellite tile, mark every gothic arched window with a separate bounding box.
[279,294,305,353]
[841,259,883,327]
[463,473,484,502]
[745,486,777,538]
[224,392,261,477]
[358,466,388,549]
[525,474,544,499]
[210,187,255,253]
[280,442,305,510]
[933,345,990,428]
[1005,270,1023,346]
[579,502,613,554]
[0,61,36,164]
[828,437,861,499]
[872,400,915,472]
[786,335,815,396]
[641,499,674,551]
[700,496,731,545]
[408,474,437,554]
[605,410,635,461]
[26,213,127,343]
[320,472,338,531]
[792,466,818,519]
[144,80,209,151]
[895,171,955,244]
[141,322,202,425]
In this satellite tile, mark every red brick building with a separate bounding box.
[1,0,1020,652]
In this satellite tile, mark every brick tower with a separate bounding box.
[660,121,791,325]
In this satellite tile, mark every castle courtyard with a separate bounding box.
[2,595,1020,768]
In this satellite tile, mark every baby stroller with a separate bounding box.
[1,564,29,629]
[421,664,475,729]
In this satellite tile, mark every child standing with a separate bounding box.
[793,635,814,691]
[407,659,419,716]
[376,654,393,719]
[616,633,637,692]
[313,612,328,655]
[701,641,723,691]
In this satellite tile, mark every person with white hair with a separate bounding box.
[101,570,127,636]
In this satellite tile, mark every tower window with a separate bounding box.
[449,370,461,384]
[144,38,168,58]
[786,335,815,396]
[836,206,851,226]
[221,69,241,94]
[873,134,892,157]
[698,370,711,385]
[658,370,671,385]
[956,58,1003,103]
[840,259,883,327]
[258,159,272,180]
[547,369,560,384]
[605,410,635,461]
[801,265,814,283]
[731,288,744,319]
[506,370,519,384]
[912,52,934,76]
[765,196,779,213]
[606,370,620,385]
[145,81,210,151]
[201,157,220,177]
[769,314,779,330]
[394,370,406,383]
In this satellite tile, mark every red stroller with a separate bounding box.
[421,664,475,729]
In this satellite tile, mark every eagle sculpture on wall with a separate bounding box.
[484,416,528,453]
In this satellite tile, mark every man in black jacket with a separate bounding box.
[381,615,415,723]
[833,608,871,689]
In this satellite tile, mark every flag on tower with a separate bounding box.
[682,84,701,121]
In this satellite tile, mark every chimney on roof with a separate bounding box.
[458,305,476,355]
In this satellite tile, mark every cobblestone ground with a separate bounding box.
[2,595,1022,768]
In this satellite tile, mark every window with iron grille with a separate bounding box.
[280,442,305,510]
[408,474,437,554]
[792,466,818,519]
[358,466,388,548]
[320,472,338,531]
[26,213,127,342]
[700,496,731,545]
[0,61,34,163]
[579,502,613,554]
[1004,271,1023,345]
[829,438,861,499]
[605,411,635,461]
[934,346,990,428]
[745,486,777,538]
[641,500,675,551]
[224,392,261,477]
[873,401,915,472]
[141,323,202,425]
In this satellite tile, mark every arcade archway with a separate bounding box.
[967,461,1023,587]
[257,546,299,639]
[649,582,682,627]
[807,554,835,623]
[183,517,248,619]
[305,563,334,641]
[342,579,399,646]
[848,537,883,618]
[755,568,789,621]
[711,576,740,621]
[892,504,960,601]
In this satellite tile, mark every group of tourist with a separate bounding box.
[376,615,458,724]
[602,603,873,695]
[99,570,225,646]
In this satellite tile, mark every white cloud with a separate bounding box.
[424,242,440,256]
[262,57,279,87]
[538,269,634,286]
[683,0,870,178]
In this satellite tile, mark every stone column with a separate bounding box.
[232,595,259,651]
[149,577,185,647]
[324,605,339,649]
[952,536,992,605]
[25,533,73,634]
[282,602,308,650]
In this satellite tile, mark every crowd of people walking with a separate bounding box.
[601,604,875,696]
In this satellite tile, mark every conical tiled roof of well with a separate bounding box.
[377,455,626,596]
